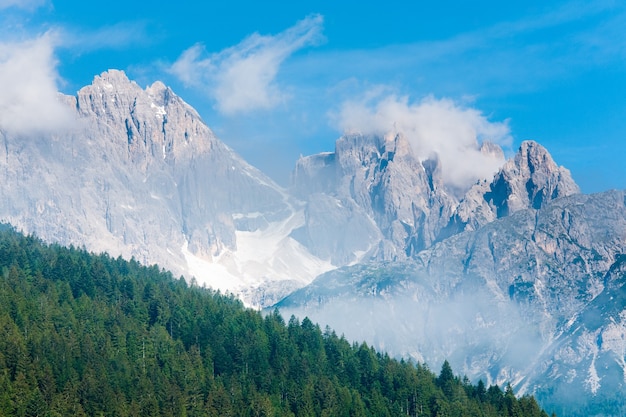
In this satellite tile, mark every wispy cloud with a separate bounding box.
[169,14,324,115]
[0,0,47,11]
[59,21,154,53]
[0,32,75,137]
[332,93,511,189]
[286,0,625,101]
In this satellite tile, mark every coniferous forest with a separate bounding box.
[0,225,551,416]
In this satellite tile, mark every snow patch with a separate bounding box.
[232,212,264,220]
[151,102,166,117]
[182,206,334,307]
[586,354,601,395]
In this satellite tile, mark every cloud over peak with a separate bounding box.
[333,93,512,189]
[0,33,75,137]
[170,14,324,116]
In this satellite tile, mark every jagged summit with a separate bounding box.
[292,134,580,263]
[74,70,213,168]
[448,140,580,233]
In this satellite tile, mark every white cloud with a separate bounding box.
[0,33,75,137]
[333,94,512,189]
[169,14,324,115]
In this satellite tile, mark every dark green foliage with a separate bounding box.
[0,225,551,416]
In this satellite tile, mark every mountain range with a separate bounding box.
[1,70,624,415]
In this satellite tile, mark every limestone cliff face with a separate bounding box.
[0,70,315,304]
[485,140,579,214]
[292,133,459,262]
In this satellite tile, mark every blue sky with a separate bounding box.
[1,0,625,192]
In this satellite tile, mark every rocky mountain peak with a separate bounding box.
[93,69,135,87]
[74,70,215,169]
[486,140,579,216]
[451,140,580,233]
[291,131,461,262]
[479,140,505,159]
[0,71,329,307]
[146,80,168,98]
[293,133,583,266]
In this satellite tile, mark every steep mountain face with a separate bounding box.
[276,189,626,415]
[292,132,455,262]
[0,70,332,306]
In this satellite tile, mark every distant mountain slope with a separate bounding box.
[276,189,626,416]
[0,225,550,417]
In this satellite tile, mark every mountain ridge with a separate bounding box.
[1,70,622,414]
[0,70,579,307]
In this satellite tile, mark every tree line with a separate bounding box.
[0,225,552,416]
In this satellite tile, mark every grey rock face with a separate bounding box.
[292,133,459,260]
[486,140,580,215]
[276,190,626,415]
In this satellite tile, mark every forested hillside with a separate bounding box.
[0,225,550,416]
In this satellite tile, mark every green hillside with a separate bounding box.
[0,225,550,416]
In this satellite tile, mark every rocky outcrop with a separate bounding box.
[486,140,579,215]
[449,140,580,234]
